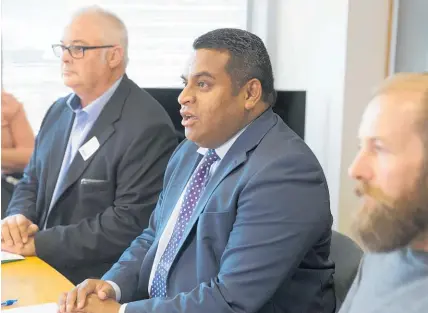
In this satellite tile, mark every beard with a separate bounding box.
[352,174,428,253]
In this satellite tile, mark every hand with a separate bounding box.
[67,294,120,313]
[1,236,36,256]
[58,279,117,313]
[1,214,39,247]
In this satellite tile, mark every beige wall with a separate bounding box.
[337,0,391,234]
[248,0,391,236]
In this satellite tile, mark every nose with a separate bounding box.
[178,85,195,106]
[348,149,373,182]
[61,48,72,64]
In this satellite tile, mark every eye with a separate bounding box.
[374,144,385,152]
[372,139,387,153]
[69,45,83,53]
[197,81,208,88]
[182,80,188,87]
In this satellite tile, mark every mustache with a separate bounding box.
[355,183,373,197]
[354,183,393,207]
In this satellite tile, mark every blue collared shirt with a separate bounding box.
[44,76,123,228]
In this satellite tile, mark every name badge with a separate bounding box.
[79,137,100,161]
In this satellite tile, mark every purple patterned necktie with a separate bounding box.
[150,149,220,298]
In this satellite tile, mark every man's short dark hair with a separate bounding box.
[193,28,277,106]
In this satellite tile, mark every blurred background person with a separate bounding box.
[1,90,35,216]
[340,73,428,313]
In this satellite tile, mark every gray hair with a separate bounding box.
[72,5,129,67]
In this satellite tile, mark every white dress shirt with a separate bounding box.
[110,126,247,313]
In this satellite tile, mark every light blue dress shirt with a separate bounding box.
[43,77,123,229]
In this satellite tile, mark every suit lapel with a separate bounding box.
[138,145,201,292]
[44,101,75,210]
[157,146,202,234]
[55,126,115,199]
[172,109,277,263]
[51,76,131,209]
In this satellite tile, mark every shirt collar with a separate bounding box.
[66,76,123,116]
[197,125,248,160]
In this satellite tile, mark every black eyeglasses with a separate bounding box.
[52,44,115,59]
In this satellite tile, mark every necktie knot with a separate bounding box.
[204,149,219,166]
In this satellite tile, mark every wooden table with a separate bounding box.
[1,257,74,310]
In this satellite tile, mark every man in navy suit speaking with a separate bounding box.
[60,28,335,313]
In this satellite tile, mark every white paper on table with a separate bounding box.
[1,251,24,262]
[4,303,58,312]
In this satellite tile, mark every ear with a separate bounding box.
[107,46,124,69]
[243,78,263,110]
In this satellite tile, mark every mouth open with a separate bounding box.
[182,114,198,126]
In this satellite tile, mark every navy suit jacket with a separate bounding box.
[103,109,335,313]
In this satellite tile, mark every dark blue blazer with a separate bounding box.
[7,75,177,283]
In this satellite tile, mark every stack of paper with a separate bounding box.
[4,303,57,312]
[1,251,25,264]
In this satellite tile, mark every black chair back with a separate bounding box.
[330,230,363,311]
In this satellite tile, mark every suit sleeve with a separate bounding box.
[101,193,161,303]
[6,103,57,222]
[34,123,177,268]
[123,151,332,313]
[5,135,39,222]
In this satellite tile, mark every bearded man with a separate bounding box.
[340,72,428,313]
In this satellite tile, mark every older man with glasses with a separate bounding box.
[1,5,177,284]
